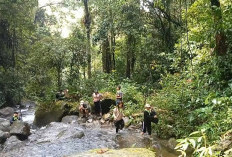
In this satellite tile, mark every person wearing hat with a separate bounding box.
[92,90,102,116]
[141,104,157,136]
[10,112,21,125]
[79,100,91,118]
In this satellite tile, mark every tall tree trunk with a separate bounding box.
[57,64,62,90]
[112,36,116,70]
[102,39,111,73]
[108,30,115,71]
[12,28,16,68]
[108,6,115,70]
[83,0,91,78]
[69,52,80,83]
[126,34,136,78]
[211,0,227,55]
[126,50,131,78]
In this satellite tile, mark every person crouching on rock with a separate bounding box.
[113,101,124,133]
[79,100,91,118]
[10,112,21,125]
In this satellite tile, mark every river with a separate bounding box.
[0,103,179,157]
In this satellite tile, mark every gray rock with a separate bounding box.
[102,113,111,120]
[100,119,105,124]
[0,107,14,119]
[33,102,66,127]
[77,117,87,123]
[61,115,78,124]
[123,117,130,127]
[93,120,101,127]
[0,130,10,144]
[0,118,10,132]
[10,121,30,137]
[30,122,84,143]
[168,138,178,150]
[87,118,93,123]
[71,131,85,139]
[3,135,24,151]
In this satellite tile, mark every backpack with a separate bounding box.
[150,110,159,124]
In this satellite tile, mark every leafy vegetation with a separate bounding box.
[0,0,232,156]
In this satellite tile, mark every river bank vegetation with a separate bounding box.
[0,0,231,156]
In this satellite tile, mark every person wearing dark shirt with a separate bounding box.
[10,112,21,125]
[141,104,157,136]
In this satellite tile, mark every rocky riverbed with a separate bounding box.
[0,102,180,157]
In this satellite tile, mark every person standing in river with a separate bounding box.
[116,85,123,106]
[113,101,124,134]
[92,90,102,116]
[141,104,157,136]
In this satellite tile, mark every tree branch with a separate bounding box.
[145,1,183,27]
[39,2,66,9]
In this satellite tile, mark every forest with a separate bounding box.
[0,0,232,156]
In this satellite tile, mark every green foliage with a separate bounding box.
[0,0,38,107]
[175,129,221,157]
[1,2,232,156]
[0,67,24,107]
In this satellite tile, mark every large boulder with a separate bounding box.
[3,135,24,151]
[10,121,30,139]
[69,148,155,157]
[29,122,84,144]
[167,138,178,150]
[0,130,10,144]
[34,101,78,127]
[123,117,131,127]
[0,118,11,132]
[213,129,232,155]
[61,115,78,124]
[100,99,115,114]
[0,107,14,119]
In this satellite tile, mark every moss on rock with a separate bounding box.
[34,101,79,127]
[69,148,155,157]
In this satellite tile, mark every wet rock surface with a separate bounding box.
[61,115,78,124]
[0,118,10,132]
[10,121,30,137]
[0,107,14,119]
[0,103,179,157]
[0,130,10,144]
[3,135,24,151]
[0,121,118,157]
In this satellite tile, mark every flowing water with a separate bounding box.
[0,103,179,157]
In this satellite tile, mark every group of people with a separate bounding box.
[79,85,158,136]
[9,86,158,136]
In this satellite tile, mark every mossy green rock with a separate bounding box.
[34,101,78,127]
[69,148,155,157]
